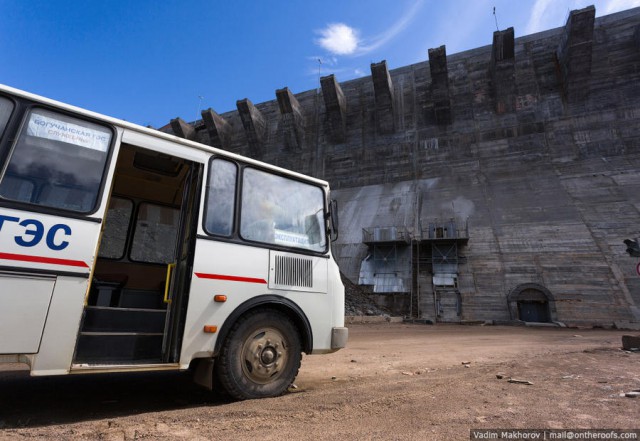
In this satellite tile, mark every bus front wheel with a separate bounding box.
[215,309,302,400]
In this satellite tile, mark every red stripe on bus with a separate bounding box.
[194,273,267,284]
[0,252,89,268]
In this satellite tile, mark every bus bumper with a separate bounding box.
[331,327,349,349]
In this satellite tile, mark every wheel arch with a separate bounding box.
[213,295,313,357]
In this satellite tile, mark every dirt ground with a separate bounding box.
[1,323,639,440]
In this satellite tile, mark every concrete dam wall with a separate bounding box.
[164,6,640,326]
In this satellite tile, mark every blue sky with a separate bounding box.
[1,0,638,128]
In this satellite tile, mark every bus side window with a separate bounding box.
[0,109,112,213]
[0,96,13,139]
[130,203,180,264]
[204,158,237,237]
[98,197,134,260]
[240,168,327,253]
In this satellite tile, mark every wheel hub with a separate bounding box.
[260,347,277,364]
[241,328,289,384]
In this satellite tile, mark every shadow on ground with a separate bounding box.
[0,369,228,428]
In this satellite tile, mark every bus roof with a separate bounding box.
[0,83,330,188]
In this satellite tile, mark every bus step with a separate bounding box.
[81,306,166,333]
[74,332,163,364]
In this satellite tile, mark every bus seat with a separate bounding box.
[91,274,128,307]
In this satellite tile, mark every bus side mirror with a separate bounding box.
[329,199,339,242]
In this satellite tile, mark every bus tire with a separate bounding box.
[215,309,302,400]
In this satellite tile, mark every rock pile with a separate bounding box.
[341,273,391,317]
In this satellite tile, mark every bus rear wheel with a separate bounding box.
[215,309,302,400]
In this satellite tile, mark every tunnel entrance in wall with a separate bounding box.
[508,283,555,323]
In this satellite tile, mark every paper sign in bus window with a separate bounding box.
[27,112,111,152]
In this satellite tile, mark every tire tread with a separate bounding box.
[215,308,301,400]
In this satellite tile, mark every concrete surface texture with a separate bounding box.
[165,6,640,326]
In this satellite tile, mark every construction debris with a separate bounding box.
[621,335,640,351]
[342,273,391,317]
[508,378,534,385]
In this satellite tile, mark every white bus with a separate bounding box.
[0,84,347,400]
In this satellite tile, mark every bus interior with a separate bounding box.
[74,143,200,366]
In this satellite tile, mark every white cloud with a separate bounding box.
[359,0,425,54]
[602,0,640,14]
[313,0,424,57]
[315,23,360,55]
[425,0,492,56]
[524,0,590,34]
[525,0,556,34]
[306,55,339,68]
[304,57,352,77]
[525,0,640,35]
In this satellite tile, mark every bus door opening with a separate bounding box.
[73,144,201,365]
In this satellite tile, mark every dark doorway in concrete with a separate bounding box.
[517,299,550,322]
[508,283,555,323]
